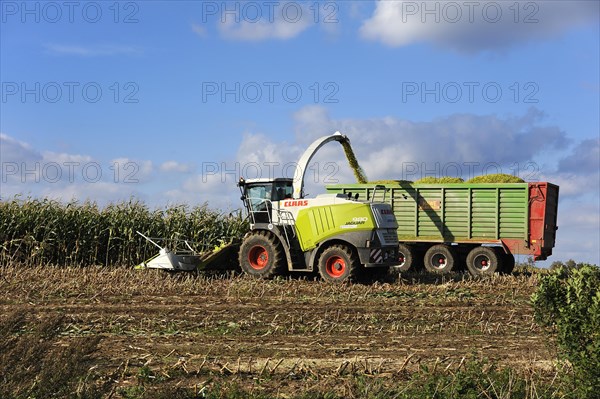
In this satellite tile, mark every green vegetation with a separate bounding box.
[415,176,465,183]
[368,179,413,184]
[365,174,524,185]
[341,140,368,184]
[532,264,600,399]
[0,197,246,267]
[467,174,525,183]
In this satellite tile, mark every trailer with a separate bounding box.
[326,182,559,275]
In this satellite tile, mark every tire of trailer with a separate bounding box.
[391,243,417,273]
[423,244,457,274]
[239,231,285,278]
[500,251,516,274]
[318,244,361,283]
[466,246,503,276]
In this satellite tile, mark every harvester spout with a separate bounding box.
[292,131,350,199]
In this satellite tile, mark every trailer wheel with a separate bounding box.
[239,231,285,278]
[391,243,417,273]
[318,245,361,283]
[423,245,456,274]
[500,251,516,274]
[466,246,502,276]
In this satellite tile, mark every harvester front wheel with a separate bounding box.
[318,245,361,283]
[239,231,285,279]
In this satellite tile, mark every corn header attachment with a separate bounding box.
[134,231,238,271]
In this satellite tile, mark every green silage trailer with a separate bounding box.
[326,182,559,275]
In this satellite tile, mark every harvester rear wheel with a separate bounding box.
[318,245,361,283]
[423,244,457,274]
[239,231,285,279]
[466,246,503,276]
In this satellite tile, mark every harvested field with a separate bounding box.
[0,265,564,398]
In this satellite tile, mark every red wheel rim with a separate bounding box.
[474,254,491,271]
[431,253,447,269]
[325,255,346,278]
[398,254,405,266]
[248,245,268,270]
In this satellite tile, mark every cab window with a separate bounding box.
[273,181,293,201]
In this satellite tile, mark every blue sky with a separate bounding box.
[1,1,599,264]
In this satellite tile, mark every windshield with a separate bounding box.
[246,184,272,212]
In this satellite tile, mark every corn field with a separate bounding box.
[0,197,247,267]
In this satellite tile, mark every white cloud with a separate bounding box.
[191,23,208,38]
[110,157,153,182]
[0,133,41,164]
[213,2,313,41]
[45,43,143,57]
[218,18,311,41]
[0,134,156,205]
[291,106,569,181]
[360,1,599,53]
[42,151,93,164]
[553,201,600,264]
[160,161,194,173]
[39,181,142,205]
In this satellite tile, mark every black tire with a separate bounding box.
[238,231,285,278]
[500,251,516,274]
[423,244,457,274]
[466,246,503,276]
[318,245,361,283]
[390,243,416,273]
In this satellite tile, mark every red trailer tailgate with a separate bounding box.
[528,182,559,260]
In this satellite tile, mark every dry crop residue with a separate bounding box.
[0,266,554,396]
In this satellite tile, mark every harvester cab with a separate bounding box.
[237,132,399,282]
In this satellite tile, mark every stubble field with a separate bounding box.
[0,265,562,398]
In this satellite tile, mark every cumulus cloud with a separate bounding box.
[110,157,153,182]
[160,161,194,173]
[360,0,599,53]
[0,133,42,164]
[196,1,313,41]
[218,17,311,41]
[0,133,155,205]
[45,43,143,57]
[552,201,600,264]
[558,138,600,175]
[290,106,569,181]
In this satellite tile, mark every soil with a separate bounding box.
[0,266,555,396]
